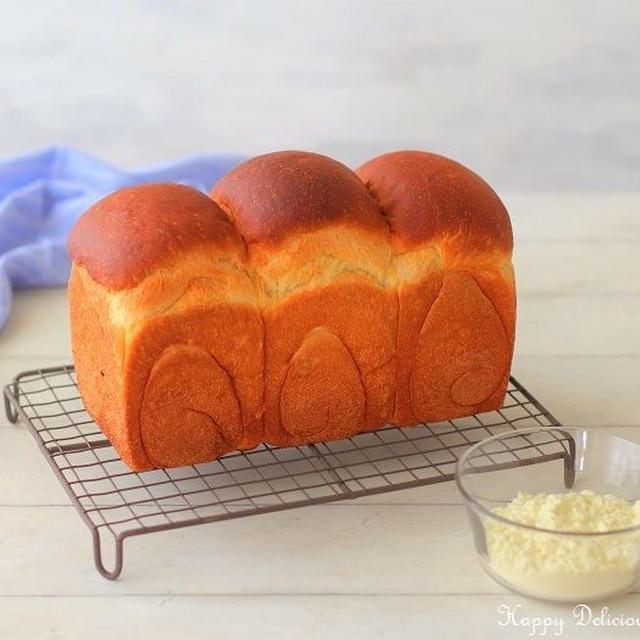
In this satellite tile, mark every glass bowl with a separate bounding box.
[456,427,640,602]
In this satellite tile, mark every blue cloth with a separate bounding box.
[0,147,243,330]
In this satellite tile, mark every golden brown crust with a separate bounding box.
[262,282,396,446]
[409,270,512,421]
[124,303,264,469]
[68,265,148,467]
[68,149,516,471]
[140,345,243,467]
[392,273,443,425]
[356,150,513,254]
[210,150,387,245]
[358,150,515,427]
[67,183,242,290]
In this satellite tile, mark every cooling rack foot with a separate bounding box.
[562,432,577,489]
[92,529,124,580]
[3,386,18,424]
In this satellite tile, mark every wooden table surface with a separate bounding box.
[1,193,640,639]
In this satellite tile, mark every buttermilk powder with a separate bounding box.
[485,490,640,601]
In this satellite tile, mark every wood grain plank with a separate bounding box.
[516,297,640,357]
[515,241,640,296]
[514,356,640,426]
[506,193,640,242]
[1,502,639,598]
[0,503,518,595]
[2,593,640,640]
[0,289,71,359]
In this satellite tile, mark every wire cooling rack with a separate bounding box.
[3,366,569,580]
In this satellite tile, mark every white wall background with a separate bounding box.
[1,0,638,191]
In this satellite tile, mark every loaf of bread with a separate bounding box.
[67,150,515,471]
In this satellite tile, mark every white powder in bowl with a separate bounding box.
[484,490,640,601]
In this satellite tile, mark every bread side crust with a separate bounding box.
[68,150,516,470]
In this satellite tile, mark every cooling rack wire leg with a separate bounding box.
[92,529,124,580]
[3,386,18,424]
[563,434,577,490]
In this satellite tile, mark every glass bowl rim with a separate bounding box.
[455,426,640,536]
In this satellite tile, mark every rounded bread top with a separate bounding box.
[67,183,242,290]
[67,150,513,291]
[210,150,387,245]
[356,150,513,253]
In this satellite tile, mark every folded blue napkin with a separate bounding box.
[0,147,243,330]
